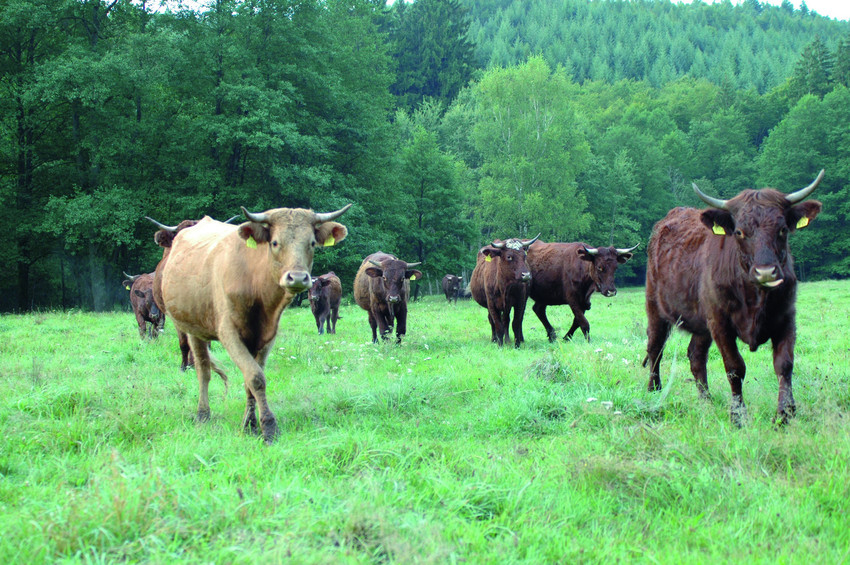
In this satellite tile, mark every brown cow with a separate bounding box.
[442,274,463,304]
[159,204,350,442]
[122,272,164,339]
[309,272,342,335]
[644,171,824,426]
[526,241,638,342]
[353,252,422,343]
[469,235,539,347]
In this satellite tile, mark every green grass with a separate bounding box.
[1,281,849,563]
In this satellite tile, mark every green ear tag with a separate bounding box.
[796,217,810,229]
[485,255,492,262]
[246,235,257,249]
[324,235,335,247]
[410,275,417,281]
[712,223,726,235]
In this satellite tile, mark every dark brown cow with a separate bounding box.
[122,272,165,339]
[309,272,342,335]
[644,171,824,426]
[160,204,350,442]
[469,235,539,347]
[442,274,463,304]
[526,241,637,342]
[353,252,422,343]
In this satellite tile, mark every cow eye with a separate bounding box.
[311,239,317,248]
[272,240,279,248]
[598,266,605,273]
[734,229,745,239]
[779,227,788,237]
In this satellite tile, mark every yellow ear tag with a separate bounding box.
[323,235,335,247]
[712,223,726,235]
[796,217,810,229]
[125,286,130,290]
[485,255,492,262]
[410,275,417,281]
[246,236,257,249]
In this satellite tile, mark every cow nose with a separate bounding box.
[388,295,400,304]
[521,272,531,282]
[284,270,311,291]
[754,266,783,288]
[603,289,617,297]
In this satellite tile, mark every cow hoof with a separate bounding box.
[196,409,211,422]
[261,419,279,444]
[773,404,796,427]
[730,399,748,428]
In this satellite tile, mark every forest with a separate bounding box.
[2,0,849,311]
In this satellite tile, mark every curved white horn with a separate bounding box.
[315,203,352,223]
[785,169,825,203]
[692,182,729,210]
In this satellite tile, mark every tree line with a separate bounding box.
[1,0,848,311]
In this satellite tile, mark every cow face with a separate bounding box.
[365,260,423,304]
[238,206,349,294]
[134,288,162,318]
[700,192,821,289]
[309,277,331,302]
[577,246,634,297]
[482,247,532,283]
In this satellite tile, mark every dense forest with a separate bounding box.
[1,0,849,311]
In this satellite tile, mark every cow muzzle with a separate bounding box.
[521,272,532,282]
[754,266,783,288]
[283,270,311,292]
[602,289,617,298]
[387,295,401,304]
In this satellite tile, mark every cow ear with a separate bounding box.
[122,280,133,289]
[238,222,270,244]
[577,248,595,262]
[616,252,633,264]
[406,269,423,281]
[365,267,383,278]
[154,230,175,248]
[315,222,348,247]
[482,248,500,258]
[787,200,822,231]
[320,278,332,287]
[700,209,735,236]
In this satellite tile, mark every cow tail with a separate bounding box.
[210,354,230,396]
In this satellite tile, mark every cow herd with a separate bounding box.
[123,171,824,441]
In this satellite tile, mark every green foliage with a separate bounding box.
[469,57,591,242]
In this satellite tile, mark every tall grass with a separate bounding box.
[1,281,848,563]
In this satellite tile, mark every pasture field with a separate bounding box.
[1,280,849,564]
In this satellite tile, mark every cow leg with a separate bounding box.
[501,307,512,347]
[687,333,713,399]
[565,304,590,341]
[712,329,747,427]
[771,331,796,425]
[187,335,213,422]
[532,301,557,342]
[367,311,379,343]
[512,301,526,348]
[218,325,278,443]
[179,331,193,370]
[330,306,338,334]
[644,305,670,392]
[395,305,407,344]
[135,312,147,339]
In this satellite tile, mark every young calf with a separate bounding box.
[309,272,342,334]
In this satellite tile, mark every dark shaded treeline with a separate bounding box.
[1,0,848,311]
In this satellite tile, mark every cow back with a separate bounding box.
[526,241,590,305]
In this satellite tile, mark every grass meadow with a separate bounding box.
[0,280,849,564]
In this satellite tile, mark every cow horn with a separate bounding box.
[406,262,422,268]
[369,259,383,268]
[583,246,599,256]
[785,169,825,203]
[241,206,269,224]
[122,271,141,282]
[692,183,729,210]
[145,216,179,232]
[315,203,353,223]
[223,215,240,224]
[615,244,639,255]
[522,233,541,248]
[491,240,506,249]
